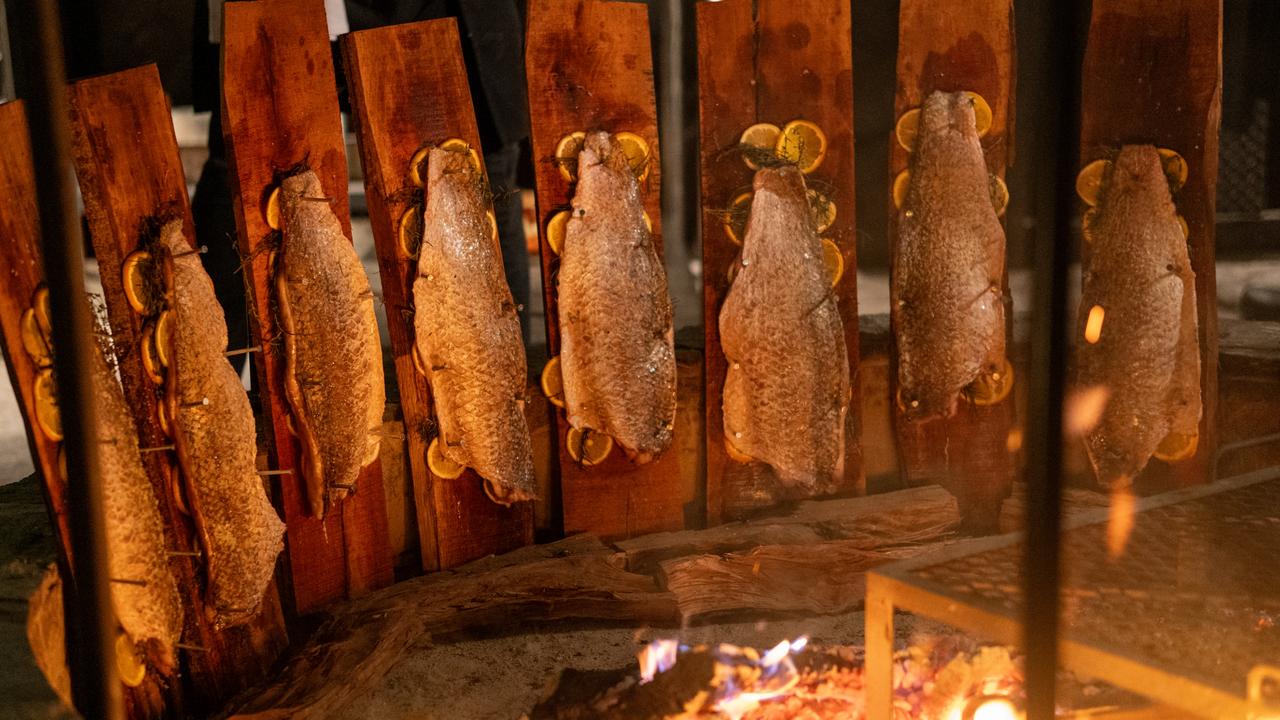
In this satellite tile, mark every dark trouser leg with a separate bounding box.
[483,142,531,344]
[192,111,252,374]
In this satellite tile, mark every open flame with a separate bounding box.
[637,636,808,719]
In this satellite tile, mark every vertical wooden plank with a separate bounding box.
[697,0,863,525]
[889,0,1017,531]
[221,0,393,612]
[66,66,288,715]
[525,0,684,539]
[1080,0,1221,491]
[341,18,534,570]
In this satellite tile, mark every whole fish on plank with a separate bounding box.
[1076,144,1200,488]
[275,169,385,517]
[720,165,849,492]
[158,221,284,626]
[414,147,536,504]
[558,131,676,463]
[893,90,1008,421]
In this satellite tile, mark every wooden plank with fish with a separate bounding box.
[221,0,393,613]
[66,65,289,714]
[526,0,684,539]
[697,0,863,526]
[887,0,1017,532]
[1075,0,1221,493]
[341,17,535,571]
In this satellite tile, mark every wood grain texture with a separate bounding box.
[221,0,393,612]
[888,0,1017,531]
[1080,0,1222,491]
[341,18,534,571]
[66,65,289,715]
[697,0,863,526]
[525,0,684,539]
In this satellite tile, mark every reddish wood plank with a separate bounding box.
[341,18,534,570]
[525,0,685,539]
[221,0,393,612]
[1080,0,1222,491]
[66,65,288,714]
[697,0,864,525]
[888,0,1017,531]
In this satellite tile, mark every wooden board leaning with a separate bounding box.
[341,17,534,571]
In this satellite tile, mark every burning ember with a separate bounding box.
[628,636,1022,719]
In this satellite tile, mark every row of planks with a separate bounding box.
[0,0,1220,716]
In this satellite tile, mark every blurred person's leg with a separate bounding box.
[485,142,531,344]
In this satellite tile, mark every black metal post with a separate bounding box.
[1021,1,1085,718]
[19,1,122,717]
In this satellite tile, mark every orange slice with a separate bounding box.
[156,396,172,438]
[892,169,911,209]
[264,186,282,231]
[642,211,654,233]
[1154,431,1198,462]
[440,137,482,172]
[34,369,61,441]
[724,436,754,463]
[566,426,613,466]
[21,309,52,367]
[722,192,753,246]
[1176,214,1189,239]
[398,205,423,259]
[966,91,993,137]
[895,108,921,151]
[554,131,587,183]
[822,238,844,288]
[614,132,651,181]
[122,250,160,316]
[408,146,432,188]
[990,174,1009,217]
[775,120,827,174]
[33,286,52,338]
[140,322,164,385]
[807,188,836,233]
[165,460,189,516]
[1076,159,1111,206]
[739,122,781,170]
[486,210,499,241]
[1158,148,1188,193]
[546,210,571,256]
[154,310,174,368]
[541,356,566,409]
[427,436,465,479]
[115,633,146,688]
[968,359,1014,406]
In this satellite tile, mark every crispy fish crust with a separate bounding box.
[160,222,284,627]
[558,131,676,463]
[893,90,1007,421]
[276,170,385,517]
[720,166,848,492]
[89,334,183,671]
[1077,145,1201,487]
[414,148,536,504]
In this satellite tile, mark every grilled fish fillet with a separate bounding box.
[1076,145,1201,487]
[160,222,284,626]
[720,166,849,491]
[558,131,676,463]
[89,333,184,672]
[276,170,385,517]
[414,148,536,504]
[893,90,1007,421]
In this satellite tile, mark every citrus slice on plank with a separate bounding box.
[892,170,911,209]
[264,186,282,231]
[808,188,836,233]
[116,633,146,688]
[408,146,431,188]
[34,369,61,441]
[822,239,844,288]
[140,323,164,385]
[722,192,752,246]
[21,309,52,367]
[156,397,172,438]
[1076,159,1110,206]
[1177,215,1189,239]
[775,120,827,174]
[554,131,587,183]
[154,310,175,368]
[486,210,499,241]
[739,122,781,169]
[614,132,651,181]
[566,426,613,466]
[398,205,423,259]
[440,137,482,172]
[990,174,1009,217]
[546,210,571,256]
[966,91,993,137]
[427,436,465,479]
[1154,431,1198,462]
[122,250,161,316]
[33,286,52,338]
[968,359,1014,406]
[540,356,566,409]
[1158,148,1188,193]
[895,108,921,151]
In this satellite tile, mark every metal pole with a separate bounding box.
[1021,0,1084,718]
[18,1,122,717]
[0,0,13,101]
[656,0,690,265]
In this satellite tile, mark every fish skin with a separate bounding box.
[893,90,1007,422]
[161,222,284,627]
[558,131,676,463]
[89,332,184,672]
[414,148,537,504]
[720,166,849,492]
[1077,145,1200,488]
[277,169,385,518]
